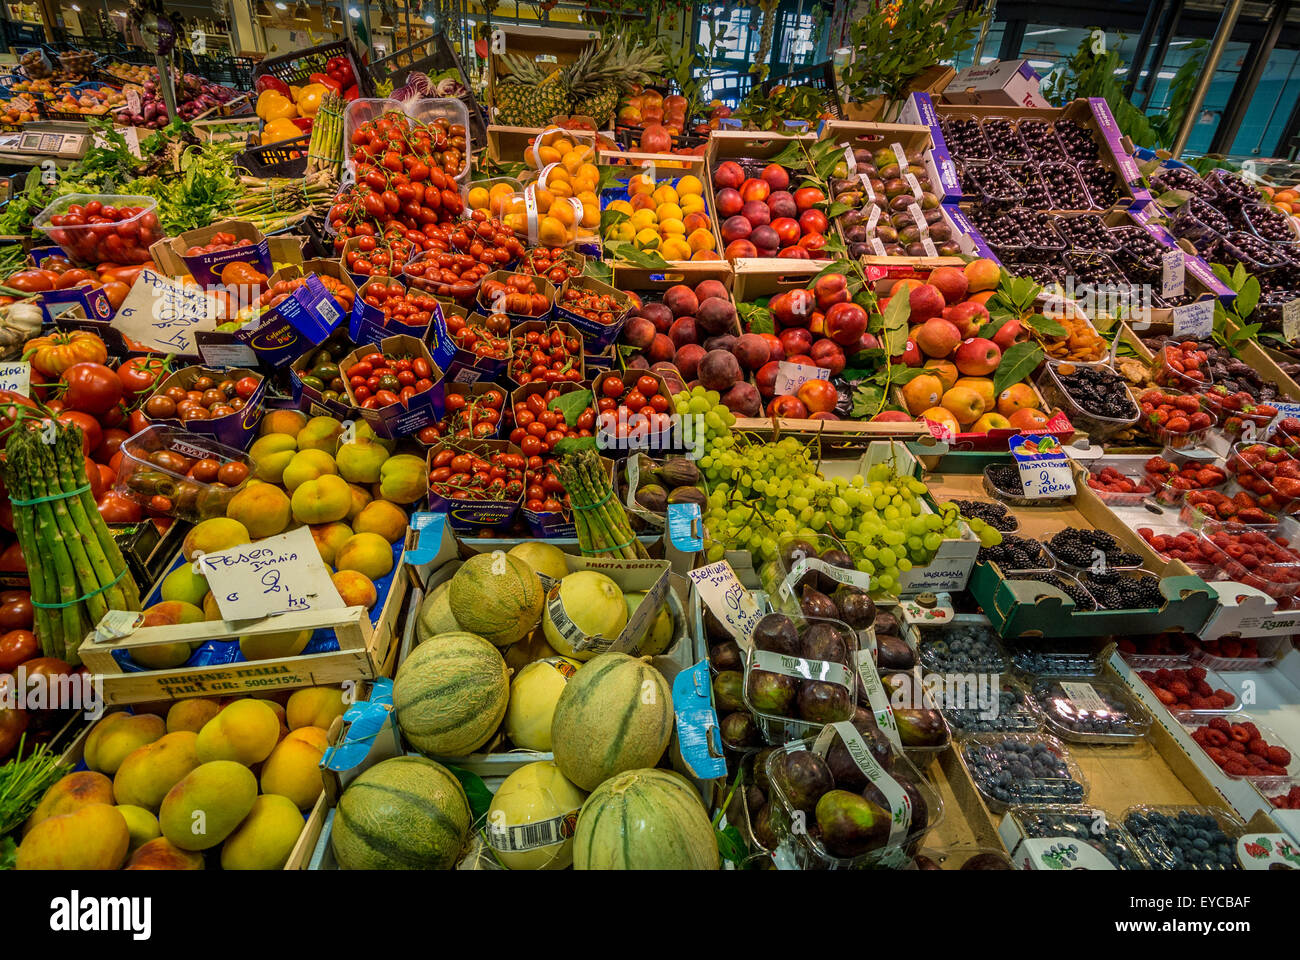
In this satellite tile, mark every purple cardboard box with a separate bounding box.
[339,333,446,438]
[426,438,523,531]
[901,93,962,203]
[39,284,114,325]
[234,272,349,369]
[432,305,507,385]
[173,220,273,288]
[939,203,996,260]
[554,276,633,351]
[1086,98,1152,209]
[349,277,427,346]
[145,365,266,450]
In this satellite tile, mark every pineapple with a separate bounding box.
[496,53,571,126]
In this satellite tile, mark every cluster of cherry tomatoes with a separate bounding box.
[558,286,627,327]
[509,324,584,385]
[595,373,674,437]
[184,231,253,256]
[416,386,506,444]
[329,114,467,237]
[41,200,159,265]
[507,387,595,459]
[481,273,550,317]
[143,372,261,424]
[357,279,442,328]
[256,274,355,313]
[446,311,511,361]
[427,446,526,503]
[122,443,251,519]
[345,351,437,409]
[522,247,584,285]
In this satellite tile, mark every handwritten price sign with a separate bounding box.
[687,559,762,643]
[194,527,345,621]
[774,360,830,397]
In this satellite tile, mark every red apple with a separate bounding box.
[908,283,946,322]
[942,301,990,338]
[896,338,923,367]
[824,301,868,347]
[793,186,825,211]
[992,317,1029,352]
[915,317,962,358]
[953,337,1002,377]
[858,331,880,352]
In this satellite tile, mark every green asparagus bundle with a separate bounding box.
[1,422,140,664]
[556,450,649,560]
[306,92,345,177]
[231,170,337,232]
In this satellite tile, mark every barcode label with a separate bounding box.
[318,298,340,325]
[485,810,578,852]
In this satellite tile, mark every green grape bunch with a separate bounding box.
[676,388,1002,599]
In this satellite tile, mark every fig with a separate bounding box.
[666,485,707,510]
[752,802,778,849]
[745,785,766,812]
[799,584,838,620]
[703,604,732,643]
[797,679,853,723]
[875,634,916,671]
[800,621,850,665]
[634,483,668,513]
[712,670,745,712]
[720,710,762,749]
[815,789,891,858]
[747,669,797,714]
[657,456,700,487]
[710,640,743,671]
[827,715,894,787]
[833,587,875,629]
[962,852,1013,870]
[779,538,818,571]
[894,708,949,748]
[863,774,929,834]
[873,611,899,635]
[914,854,942,870]
[752,613,799,656]
[753,746,777,792]
[771,748,834,813]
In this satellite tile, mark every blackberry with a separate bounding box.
[1046,528,1140,570]
[978,534,1048,571]
[947,497,1017,531]
[982,464,1025,499]
[1053,362,1139,420]
[1124,810,1240,870]
[1017,808,1147,869]
[1082,571,1163,610]
[1016,572,1097,611]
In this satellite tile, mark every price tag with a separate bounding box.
[1060,680,1110,714]
[1161,249,1185,298]
[774,360,830,396]
[126,87,142,116]
[1171,299,1215,340]
[112,269,220,354]
[864,205,881,232]
[1283,298,1300,343]
[687,559,762,643]
[1010,433,1076,499]
[671,662,727,780]
[858,173,876,200]
[0,361,30,396]
[194,526,345,621]
[842,145,856,174]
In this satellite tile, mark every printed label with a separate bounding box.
[856,649,902,750]
[774,360,831,396]
[485,810,578,853]
[1060,680,1109,714]
[1010,433,1076,499]
[750,648,853,690]
[1283,299,1300,343]
[813,721,911,846]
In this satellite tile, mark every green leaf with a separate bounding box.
[443,765,493,827]
[841,348,885,381]
[765,141,806,169]
[1236,276,1260,320]
[880,290,910,356]
[608,243,672,270]
[1155,189,1191,208]
[826,200,852,220]
[737,302,774,335]
[583,258,613,284]
[1210,262,1233,285]
[890,366,930,387]
[1233,262,1247,289]
[807,260,855,285]
[976,319,1002,340]
[993,341,1044,396]
[851,382,886,419]
[549,388,595,427]
[554,436,599,455]
[715,824,747,866]
[1022,313,1067,337]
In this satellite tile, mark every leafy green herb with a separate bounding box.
[549,389,595,428]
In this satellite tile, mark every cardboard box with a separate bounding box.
[943,59,1051,108]
[338,333,446,438]
[170,219,272,287]
[426,438,523,531]
[150,233,305,279]
[476,269,556,324]
[819,118,962,206]
[225,271,350,370]
[554,275,635,351]
[144,365,266,450]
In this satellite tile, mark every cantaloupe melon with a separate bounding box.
[550,653,672,791]
[505,656,580,751]
[449,552,543,647]
[573,768,719,870]
[543,571,628,661]
[331,756,470,870]
[416,580,460,639]
[508,541,569,581]
[394,632,510,757]
[485,761,587,870]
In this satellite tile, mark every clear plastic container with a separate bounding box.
[961,159,1025,208]
[1007,804,1151,869]
[1036,359,1140,441]
[763,532,869,619]
[914,619,1007,674]
[1009,162,1052,210]
[940,116,990,160]
[1079,569,1164,611]
[1176,711,1297,780]
[1205,168,1259,203]
[1252,776,1300,812]
[1122,805,1243,870]
[980,117,1028,161]
[1134,386,1216,449]
[976,533,1054,573]
[1039,161,1093,210]
[32,193,158,265]
[959,733,1088,812]
[1006,634,1113,678]
[1005,569,1099,611]
[764,731,943,869]
[1032,676,1153,744]
[879,671,952,753]
[114,424,252,522]
[911,845,1015,870]
[1143,446,1229,505]
[1003,260,1065,287]
[1178,495,1275,530]
[1016,119,1065,160]
[1151,165,1219,202]
[1125,655,1242,713]
[1153,343,1216,393]
[1044,528,1144,575]
[344,97,471,183]
[1061,251,1129,290]
[1242,201,1300,247]
[940,674,1043,737]
[1083,459,1157,505]
[741,611,860,744]
[1199,521,1300,597]
[1004,207,1069,261]
[980,464,1048,510]
[1052,213,1121,254]
[1190,634,1286,673]
[1224,443,1300,514]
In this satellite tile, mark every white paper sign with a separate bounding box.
[126,87,142,116]
[194,526,345,621]
[1010,434,1076,499]
[111,269,221,354]
[0,361,31,396]
[687,559,762,643]
[1283,298,1300,343]
[1171,299,1215,340]
[774,360,830,396]
[1161,249,1185,298]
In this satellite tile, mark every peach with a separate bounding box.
[915,317,962,359]
[694,279,728,302]
[720,215,752,243]
[353,500,407,543]
[699,349,743,391]
[923,359,958,391]
[125,836,205,870]
[663,284,699,318]
[134,601,203,669]
[900,374,944,416]
[226,482,291,539]
[996,383,1039,417]
[964,257,1001,293]
[767,191,797,220]
[724,239,758,259]
[1007,407,1051,431]
[871,410,915,423]
[741,200,771,227]
[182,516,249,561]
[332,570,378,610]
[345,483,372,524]
[739,178,770,203]
[260,409,307,437]
[940,386,986,426]
[953,337,1001,377]
[335,532,395,581]
[638,302,673,333]
[697,296,737,336]
[648,334,675,364]
[722,381,761,416]
[291,473,353,526]
[24,771,115,835]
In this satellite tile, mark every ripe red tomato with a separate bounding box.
[0,678,27,761]
[234,376,261,399]
[61,362,123,416]
[97,492,142,523]
[0,591,33,631]
[0,629,38,672]
[117,356,166,398]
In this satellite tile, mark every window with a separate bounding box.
[1143,38,1248,154]
[1229,46,1300,157]
[777,11,816,67]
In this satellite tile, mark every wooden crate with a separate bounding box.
[485,25,598,118]
[77,555,408,706]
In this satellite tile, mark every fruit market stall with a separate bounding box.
[1,24,1300,884]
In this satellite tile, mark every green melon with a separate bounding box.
[416,580,461,639]
[573,768,719,870]
[449,552,544,647]
[551,653,673,791]
[394,632,510,757]
[331,756,470,870]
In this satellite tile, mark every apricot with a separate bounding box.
[84,712,165,775]
[333,569,378,609]
[310,521,354,566]
[227,482,292,538]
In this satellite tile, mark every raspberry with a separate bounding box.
[1154,687,1177,705]
[1205,729,1229,747]
[1188,696,1210,709]
[1230,725,1252,742]
[1195,680,1213,696]
[1207,747,1228,763]
[1223,761,1251,775]
[1268,746,1292,767]
[1167,681,1191,698]
[1188,666,1207,681]
[1242,722,1261,740]
[1206,695,1226,709]
[1209,716,1231,732]
[1227,740,1247,753]
[1214,689,1235,705]
[1249,738,1271,757]
[1263,764,1288,776]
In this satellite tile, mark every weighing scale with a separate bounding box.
[0,120,95,177]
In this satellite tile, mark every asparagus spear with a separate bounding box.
[18,440,84,661]
[3,437,56,654]
[55,429,131,613]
